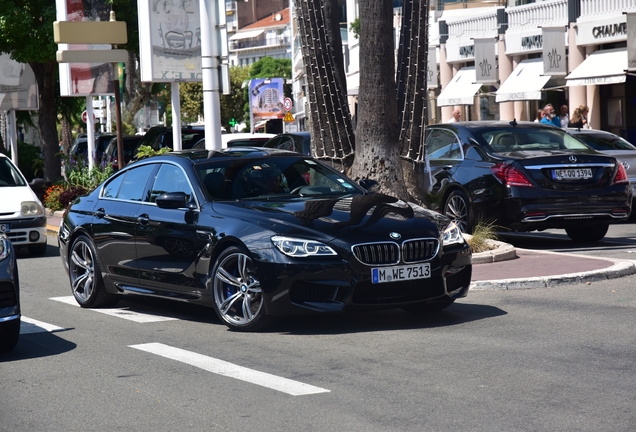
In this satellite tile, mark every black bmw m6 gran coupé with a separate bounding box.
[58,148,472,331]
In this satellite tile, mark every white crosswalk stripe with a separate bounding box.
[130,342,331,396]
[50,296,179,323]
[21,316,67,334]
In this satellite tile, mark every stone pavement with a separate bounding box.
[46,211,636,290]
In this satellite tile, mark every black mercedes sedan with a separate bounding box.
[58,148,472,331]
[0,233,20,352]
[423,121,631,242]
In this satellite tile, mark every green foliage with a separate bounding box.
[67,165,114,190]
[350,18,360,39]
[16,142,44,181]
[180,82,204,123]
[135,145,171,160]
[221,66,251,131]
[0,0,57,63]
[249,57,292,79]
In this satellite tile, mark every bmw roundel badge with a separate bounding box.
[389,232,401,240]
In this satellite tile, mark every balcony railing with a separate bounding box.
[447,11,498,39]
[580,0,636,17]
[229,37,291,51]
[506,0,567,30]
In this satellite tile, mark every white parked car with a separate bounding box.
[0,153,47,255]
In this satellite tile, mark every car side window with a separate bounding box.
[148,164,192,203]
[103,164,155,201]
[278,137,295,152]
[426,129,463,160]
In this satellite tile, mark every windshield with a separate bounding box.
[479,127,589,153]
[0,157,27,187]
[573,133,636,151]
[197,156,360,200]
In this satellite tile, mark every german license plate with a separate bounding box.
[552,168,592,180]
[372,263,430,284]
[0,223,9,233]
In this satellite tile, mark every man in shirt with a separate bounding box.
[559,105,569,129]
[540,104,560,127]
[447,108,461,123]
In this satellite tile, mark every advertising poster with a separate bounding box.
[0,54,38,110]
[138,0,202,82]
[57,0,115,96]
[249,78,285,128]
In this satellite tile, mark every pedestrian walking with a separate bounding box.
[447,108,461,123]
[558,105,569,129]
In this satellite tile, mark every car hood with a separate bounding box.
[211,193,446,243]
[0,186,40,213]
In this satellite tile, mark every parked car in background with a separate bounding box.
[192,132,276,149]
[0,233,20,352]
[565,128,636,201]
[133,125,205,156]
[58,148,471,332]
[423,121,631,242]
[101,135,143,171]
[69,133,116,165]
[0,154,47,255]
[263,132,311,155]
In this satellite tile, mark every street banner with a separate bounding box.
[474,38,497,84]
[427,46,438,89]
[138,0,202,82]
[249,78,285,132]
[56,0,115,96]
[542,26,567,76]
[0,54,38,110]
[627,12,636,71]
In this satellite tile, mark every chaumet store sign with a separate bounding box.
[577,16,628,46]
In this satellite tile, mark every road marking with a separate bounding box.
[21,316,67,334]
[130,342,331,396]
[50,296,178,323]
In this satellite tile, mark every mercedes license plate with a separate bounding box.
[372,263,430,284]
[552,168,592,180]
[0,223,9,233]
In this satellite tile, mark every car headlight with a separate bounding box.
[442,221,465,246]
[0,237,9,261]
[271,236,337,257]
[21,201,44,217]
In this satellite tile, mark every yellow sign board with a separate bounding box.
[284,111,295,122]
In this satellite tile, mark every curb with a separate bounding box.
[470,239,517,264]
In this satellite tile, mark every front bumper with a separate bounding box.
[252,243,472,316]
[0,216,47,247]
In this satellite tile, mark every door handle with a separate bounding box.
[94,208,105,218]
[137,214,150,225]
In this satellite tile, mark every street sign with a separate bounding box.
[81,110,95,123]
[283,97,292,112]
[283,111,295,123]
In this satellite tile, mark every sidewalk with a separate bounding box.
[47,211,636,290]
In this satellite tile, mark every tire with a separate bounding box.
[565,224,609,242]
[0,318,20,352]
[28,243,47,256]
[443,190,472,234]
[68,235,121,308]
[212,246,273,332]
[402,297,455,315]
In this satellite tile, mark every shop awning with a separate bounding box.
[496,58,552,102]
[229,29,265,41]
[566,48,627,86]
[437,67,482,107]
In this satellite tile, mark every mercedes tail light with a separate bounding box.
[612,163,629,185]
[490,163,534,187]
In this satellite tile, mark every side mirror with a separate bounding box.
[156,192,196,210]
[29,178,46,189]
[359,179,380,192]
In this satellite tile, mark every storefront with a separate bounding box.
[569,12,633,141]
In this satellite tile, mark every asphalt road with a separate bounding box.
[2,236,636,431]
[498,221,636,261]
